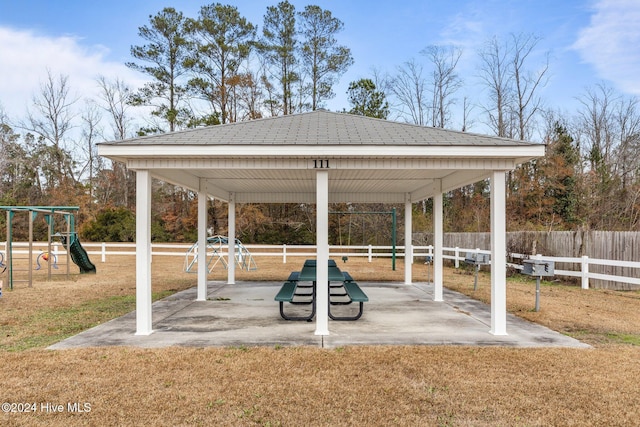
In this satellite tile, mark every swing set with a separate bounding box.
[0,206,96,291]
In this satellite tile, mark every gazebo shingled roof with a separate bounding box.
[106,110,531,147]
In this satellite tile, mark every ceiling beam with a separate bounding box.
[410,179,440,202]
[152,170,230,201]
[234,192,406,204]
[441,170,492,193]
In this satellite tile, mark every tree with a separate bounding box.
[24,70,77,149]
[259,0,298,115]
[228,69,264,121]
[477,36,513,137]
[478,34,549,223]
[79,101,102,207]
[614,97,640,229]
[186,3,256,124]
[96,76,136,208]
[0,116,40,205]
[461,96,475,132]
[576,83,616,229]
[347,78,389,119]
[81,207,136,242]
[423,45,463,128]
[575,84,640,229]
[509,33,549,141]
[298,5,353,110]
[22,70,78,190]
[127,7,192,132]
[613,95,640,191]
[507,115,582,231]
[545,123,581,226]
[445,184,490,232]
[96,76,133,141]
[389,59,429,125]
[478,33,548,140]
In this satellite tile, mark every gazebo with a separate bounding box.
[98,110,545,338]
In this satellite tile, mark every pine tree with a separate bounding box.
[347,79,389,119]
[127,7,192,132]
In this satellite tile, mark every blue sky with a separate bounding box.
[1,0,639,136]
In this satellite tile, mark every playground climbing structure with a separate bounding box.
[184,235,257,274]
[0,206,96,290]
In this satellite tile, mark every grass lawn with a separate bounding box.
[1,255,639,426]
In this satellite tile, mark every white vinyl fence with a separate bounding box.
[2,241,639,290]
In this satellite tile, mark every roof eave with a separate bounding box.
[98,144,545,160]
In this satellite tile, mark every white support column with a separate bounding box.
[197,182,208,301]
[490,170,508,336]
[404,193,413,285]
[135,169,153,335]
[315,170,330,336]
[227,192,236,285]
[433,192,444,301]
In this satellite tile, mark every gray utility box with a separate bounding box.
[522,259,555,277]
[465,252,490,265]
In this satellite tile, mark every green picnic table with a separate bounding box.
[275,259,368,321]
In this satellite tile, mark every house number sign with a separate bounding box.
[313,159,330,169]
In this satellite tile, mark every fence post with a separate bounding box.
[454,247,459,269]
[581,255,589,289]
[283,244,287,264]
[102,242,106,263]
[368,244,372,262]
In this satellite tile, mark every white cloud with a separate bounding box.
[573,0,640,95]
[0,26,146,124]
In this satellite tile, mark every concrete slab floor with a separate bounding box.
[49,281,591,350]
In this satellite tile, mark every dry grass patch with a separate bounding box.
[0,256,196,351]
[1,255,639,425]
[2,346,639,426]
[446,265,640,346]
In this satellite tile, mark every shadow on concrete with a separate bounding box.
[49,281,590,349]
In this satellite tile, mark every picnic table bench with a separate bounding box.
[274,280,315,321]
[275,259,368,322]
[287,271,314,299]
[342,271,354,282]
[329,280,368,321]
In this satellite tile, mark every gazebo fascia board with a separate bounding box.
[99,144,542,163]
[122,155,524,170]
[97,110,546,339]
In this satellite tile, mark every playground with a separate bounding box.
[0,206,96,294]
[183,235,257,274]
[0,255,638,425]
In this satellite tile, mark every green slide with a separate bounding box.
[62,235,97,274]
